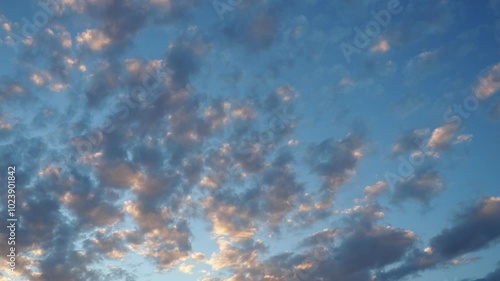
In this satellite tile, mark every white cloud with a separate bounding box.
[3,22,11,31]
[363,181,388,200]
[50,83,68,92]
[179,263,194,274]
[77,29,111,51]
[453,134,473,144]
[30,74,45,86]
[474,63,500,99]
[371,39,390,53]
[427,123,458,150]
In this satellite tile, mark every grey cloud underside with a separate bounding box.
[379,198,500,280]
[223,205,417,281]
[392,165,444,205]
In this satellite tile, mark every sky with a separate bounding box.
[0,0,499,280]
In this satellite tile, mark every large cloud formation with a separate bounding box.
[0,1,499,281]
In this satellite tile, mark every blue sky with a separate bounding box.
[0,0,499,281]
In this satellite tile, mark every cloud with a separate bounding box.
[260,204,416,281]
[0,1,498,281]
[380,197,500,280]
[206,238,266,272]
[430,197,500,259]
[214,1,297,53]
[363,181,389,201]
[70,0,148,54]
[405,49,444,82]
[453,134,473,144]
[371,38,390,53]
[0,115,14,139]
[201,157,303,239]
[474,63,500,100]
[390,128,430,158]
[191,252,206,262]
[179,263,195,274]
[0,26,218,276]
[123,201,193,269]
[201,195,258,240]
[299,229,337,248]
[165,34,209,89]
[427,123,459,151]
[392,167,444,205]
[306,129,366,195]
[199,203,416,281]
[83,61,121,107]
[77,29,112,51]
[30,73,45,86]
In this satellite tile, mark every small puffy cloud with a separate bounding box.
[29,71,54,87]
[0,120,12,130]
[363,181,388,201]
[453,134,473,144]
[30,74,45,86]
[77,29,112,51]
[371,39,390,53]
[338,77,352,87]
[60,31,72,48]
[191,252,205,262]
[179,263,194,274]
[231,105,256,120]
[275,85,298,102]
[427,123,458,150]
[448,256,478,265]
[49,83,68,92]
[3,22,11,31]
[474,63,500,99]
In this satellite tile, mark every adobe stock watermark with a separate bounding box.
[211,0,243,20]
[339,0,404,63]
[7,0,63,53]
[385,93,481,187]
[6,166,17,273]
